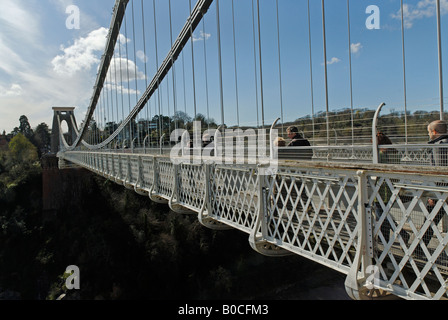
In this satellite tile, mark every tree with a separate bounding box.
[19,115,33,139]
[9,133,38,164]
[193,113,218,129]
[10,127,19,137]
[105,122,118,135]
[33,123,51,156]
[172,111,192,128]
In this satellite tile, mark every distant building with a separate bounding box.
[0,131,11,151]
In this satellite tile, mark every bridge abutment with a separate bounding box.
[41,154,91,217]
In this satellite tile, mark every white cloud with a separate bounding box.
[0,70,95,132]
[0,1,49,132]
[0,84,22,97]
[351,42,363,55]
[51,27,146,84]
[0,0,41,41]
[326,57,341,65]
[0,36,27,75]
[52,27,109,76]
[193,30,211,42]
[136,50,148,63]
[107,57,146,83]
[104,83,140,96]
[0,1,42,76]
[0,3,113,133]
[392,0,448,28]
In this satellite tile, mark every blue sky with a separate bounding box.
[0,0,447,134]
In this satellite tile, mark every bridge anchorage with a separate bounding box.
[52,0,448,300]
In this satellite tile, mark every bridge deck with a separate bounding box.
[58,150,448,300]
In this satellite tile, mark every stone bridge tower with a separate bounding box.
[44,107,86,215]
[51,107,78,153]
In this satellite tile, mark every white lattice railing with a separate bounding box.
[263,167,361,275]
[59,151,448,300]
[366,171,448,300]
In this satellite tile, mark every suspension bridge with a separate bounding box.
[52,0,448,300]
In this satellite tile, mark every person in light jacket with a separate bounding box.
[428,120,448,166]
[420,120,448,260]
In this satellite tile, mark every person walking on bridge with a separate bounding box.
[285,126,312,160]
[286,126,311,147]
[374,132,409,245]
[428,120,448,166]
[420,120,448,261]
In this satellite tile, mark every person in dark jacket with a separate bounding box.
[284,126,313,160]
[376,132,398,164]
[374,132,409,244]
[286,126,311,147]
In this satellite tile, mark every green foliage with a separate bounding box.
[292,108,446,144]
[0,130,41,201]
[0,133,40,194]
[9,133,38,164]
[6,115,50,159]
[0,163,42,299]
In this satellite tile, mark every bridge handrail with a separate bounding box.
[97,143,447,172]
[372,102,386,164]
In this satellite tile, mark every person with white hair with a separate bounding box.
[427,120,448,166]
[420,120,448,261]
